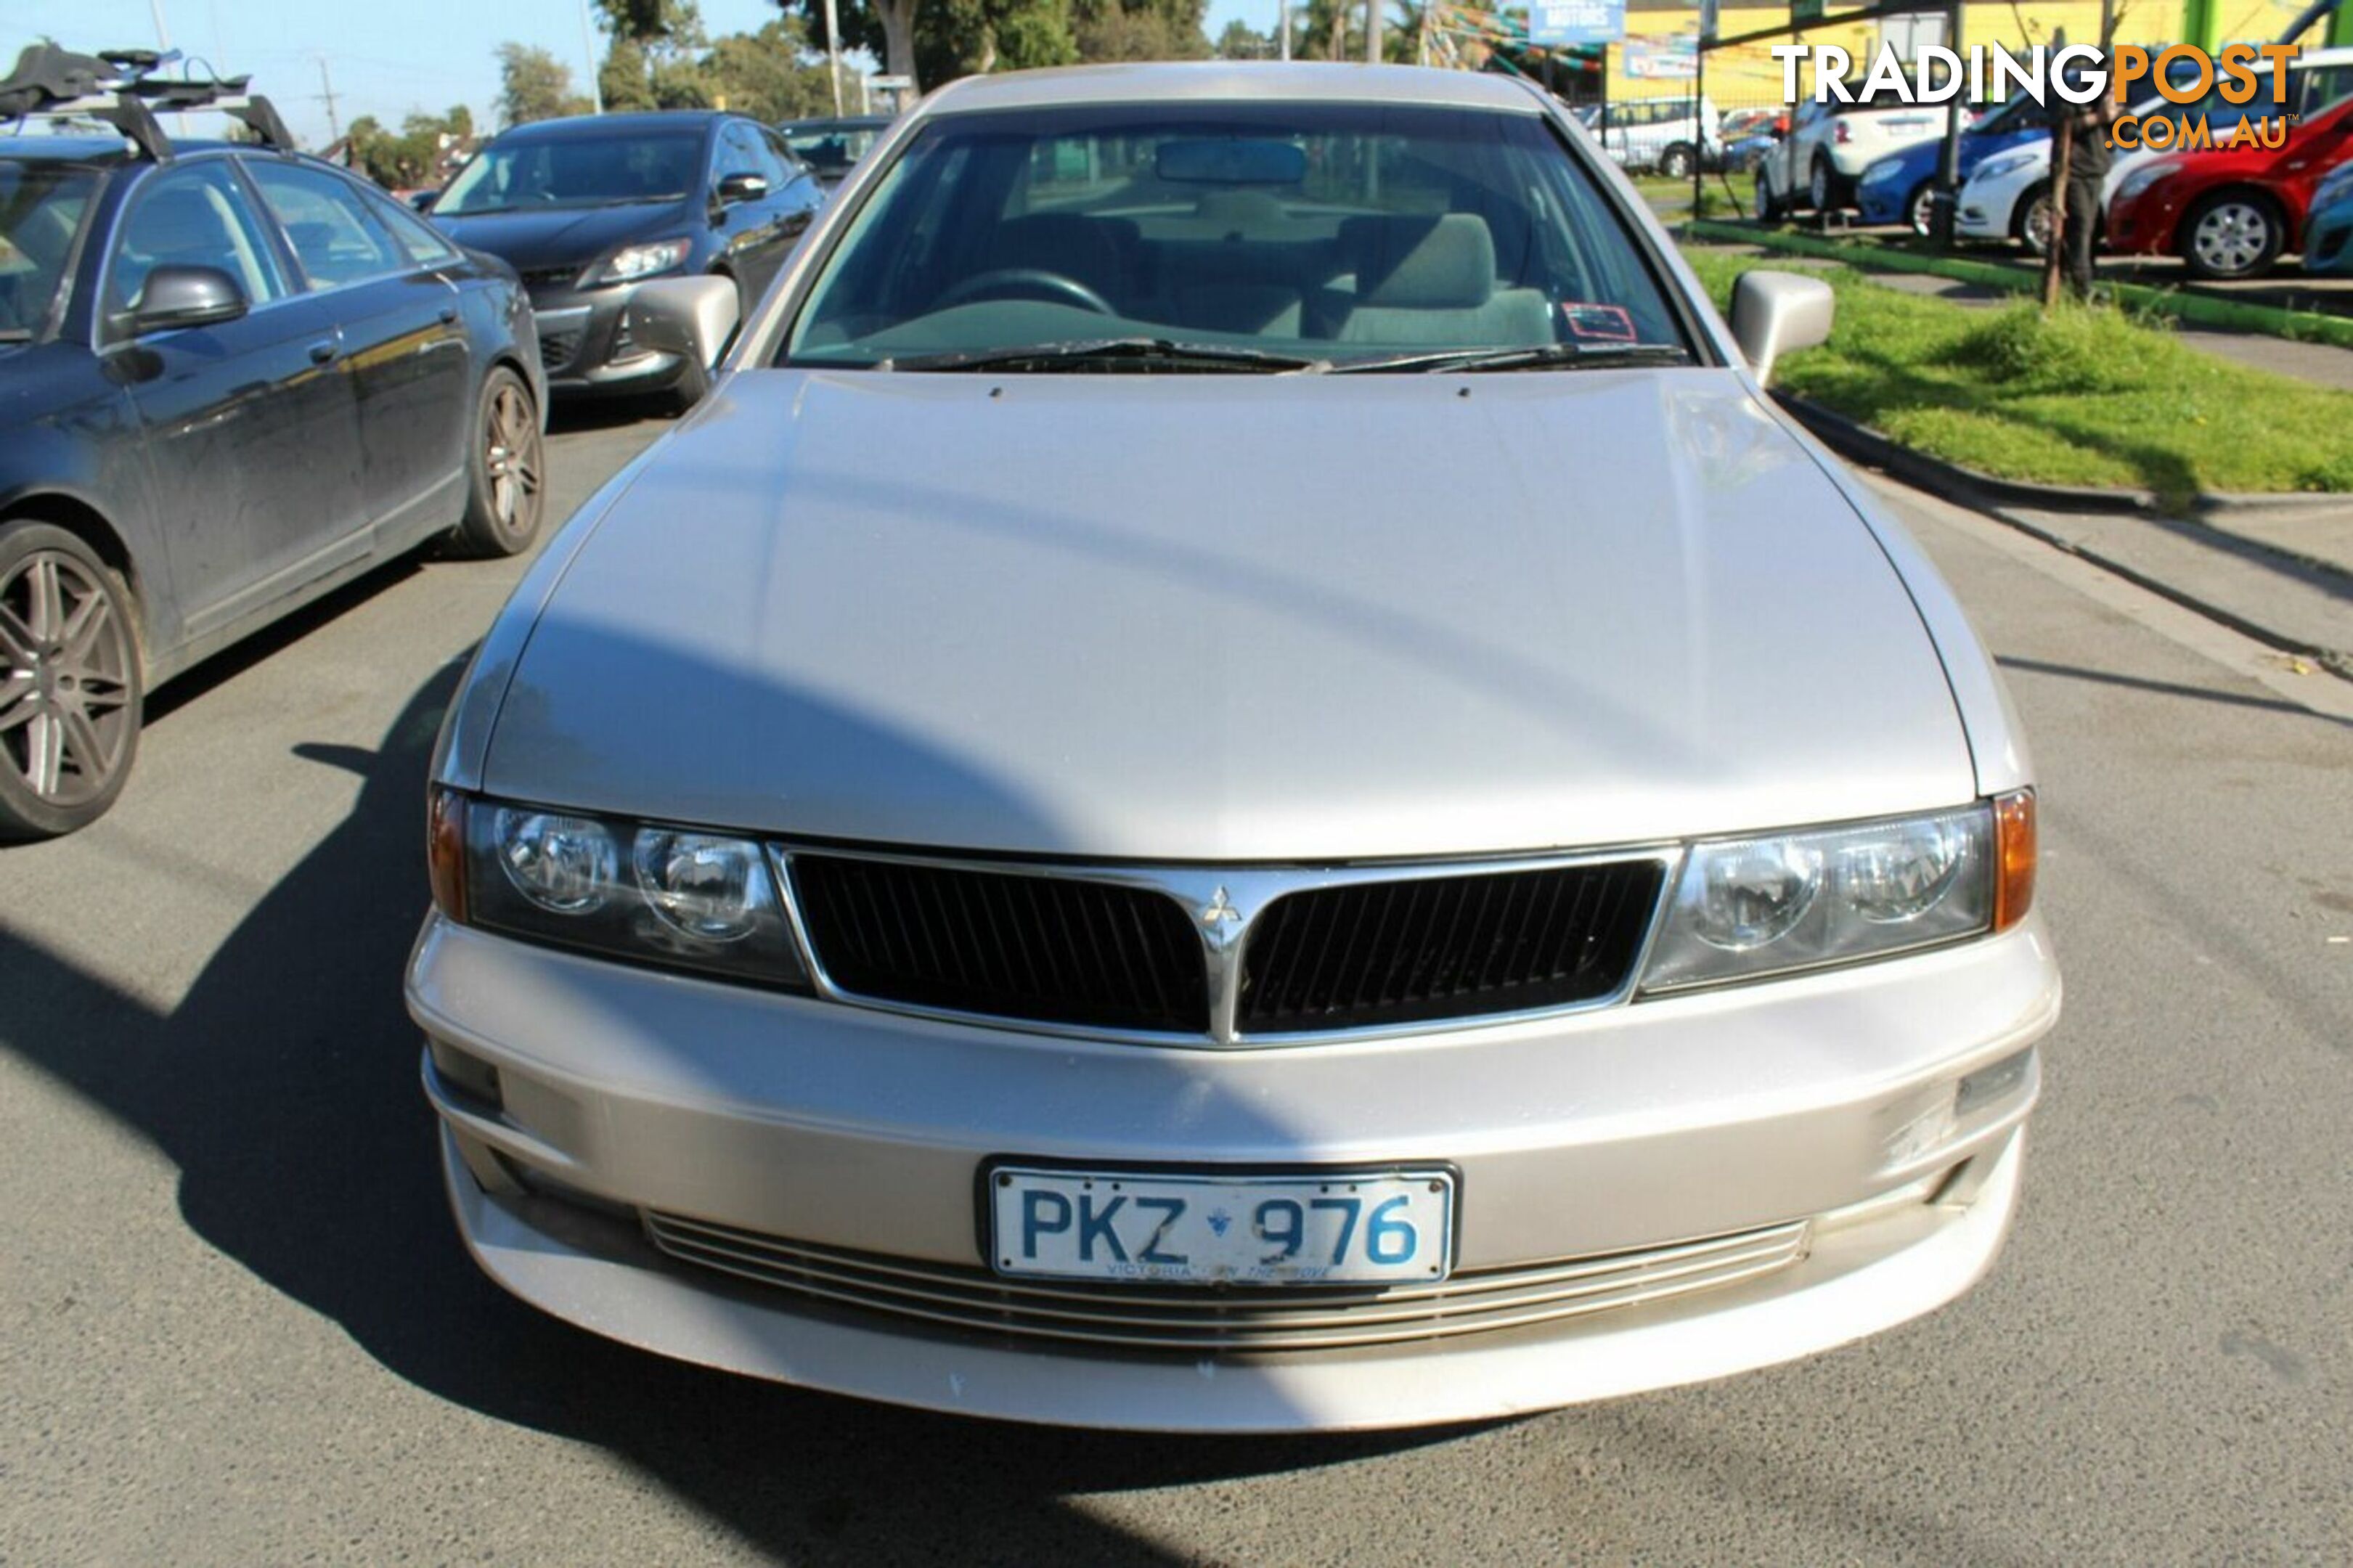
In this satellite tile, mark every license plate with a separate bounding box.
[988,1167,1455,1286]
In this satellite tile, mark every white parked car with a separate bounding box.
[1593,94,1721,178]
[1755,96,1953,217]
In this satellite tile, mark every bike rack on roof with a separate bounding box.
[0,43,295,163]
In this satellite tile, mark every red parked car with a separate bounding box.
[2105,94,2353,279]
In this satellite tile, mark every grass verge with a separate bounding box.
[1679,247,2353,504]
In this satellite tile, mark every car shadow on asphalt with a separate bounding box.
[0,661,1474,1561]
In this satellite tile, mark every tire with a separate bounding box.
[2179,190,2285,281]
[2014,184,2055,257]
[1753,169,1782,224]
[1808,155,1837,213]
[1907,181,1936,238]
[0,521,143,840]
[1659,144,1694,180]
[451,366,546,559]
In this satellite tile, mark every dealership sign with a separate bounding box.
[1529,0,1626,47]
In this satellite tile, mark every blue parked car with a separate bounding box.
[2302,158,2353,275]
[1856,94,2045,234]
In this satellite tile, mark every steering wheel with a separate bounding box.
[931,267,1115,316]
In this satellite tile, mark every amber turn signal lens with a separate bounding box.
[428,787,468,924]
[1992,789,2036,933]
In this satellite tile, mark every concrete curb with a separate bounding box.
[1776,392,2353,682]
[1684,218,2353,349]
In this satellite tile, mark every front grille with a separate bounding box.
[790,855,1209,1033]
[538,328,581,370]
[644,1212,1811,1352]
[521,264,579,291]
[1239,860,1666,1033]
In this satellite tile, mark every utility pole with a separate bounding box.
[314,57,340,146]
[579,0,605,115]
[824,0,844,115]
[1366,0,1383,62]
[1279,1,1292,60]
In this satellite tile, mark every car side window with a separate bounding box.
[106,160,289,319]
[759,128,807,184]
[243,160,409,290]
[715,124,765,184]
[356,183,462,266]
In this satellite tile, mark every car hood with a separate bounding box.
[429,200,690,271]
[482,370,1976,860]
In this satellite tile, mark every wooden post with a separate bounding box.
[2042,109,2071,308]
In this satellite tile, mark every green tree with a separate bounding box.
[793,0,1081,91]
[1071,0,1210,62]
[345,106,473,187]
[1215,17,1271,57]
[705,18,839,119]
[495,42,592,126]
[598,0,714,108]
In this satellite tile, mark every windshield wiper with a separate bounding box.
[1331,342,1695,374]
[874,338,1332,374]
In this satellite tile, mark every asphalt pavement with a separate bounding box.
[2,407,2348,1565]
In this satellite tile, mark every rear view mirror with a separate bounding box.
[131,265,248,335]
[1729,270,1833,384]
[1155,139,1307,185]
[630,275,739,405]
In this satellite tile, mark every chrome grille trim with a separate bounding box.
[643,1213,1810,1352]
[772,842,1681,1048]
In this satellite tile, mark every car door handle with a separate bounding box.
[307,338,340,364]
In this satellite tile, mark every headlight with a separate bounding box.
[1861,160,1904,186]
[593,237,690,285]
[2111,160,2177,205]
[1971,151,2037,184]
[2315,163,2353,213]
[436,791,809,987]
[1640,796,2033,992]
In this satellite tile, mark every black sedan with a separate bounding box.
[0,132,547,838]
[428,111,821,404]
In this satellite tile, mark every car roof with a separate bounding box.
[489,110,727,143]
[778,115,891,130]
[921,62,1547,117]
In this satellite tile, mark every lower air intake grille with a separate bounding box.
[1237,859,1666,1033]
[643,1213,1811,1352]
[790,855,1209,1033]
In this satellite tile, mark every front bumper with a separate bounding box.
[407,912,2058,1431]
[526,282,687,396]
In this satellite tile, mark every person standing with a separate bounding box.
[2059,94,2120,299]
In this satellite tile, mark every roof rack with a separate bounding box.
[0,43,294,162]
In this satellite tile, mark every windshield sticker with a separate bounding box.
[1562,303,1638,342]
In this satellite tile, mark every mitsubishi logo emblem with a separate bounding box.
[1199,885,1244,944]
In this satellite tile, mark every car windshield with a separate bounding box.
[783,123,883,175]
[436,131,702,214]
[0,160,98,340]
[785,101,1694,371]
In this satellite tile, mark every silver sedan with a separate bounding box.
[407,62,2057,1432]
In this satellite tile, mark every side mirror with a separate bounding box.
[631,274,739,402]
[714,171,769,206]
[1729,269,1833,384]
[131,265,248,335]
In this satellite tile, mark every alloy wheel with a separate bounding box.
[2023,195,2054,256]
[1909,184,1936,237]
[0,550,136,808]
[1808,160,1830,211]
[2191,201,2270,277]
[483,381,545,538]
